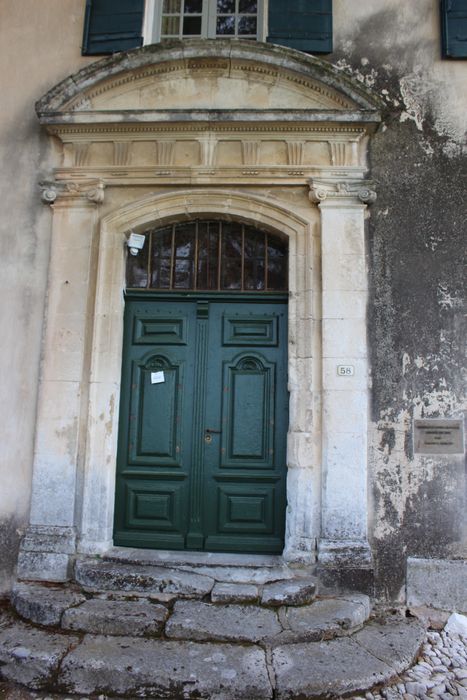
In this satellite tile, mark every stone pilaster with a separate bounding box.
[17,181,104,581]
[309,178,376,572]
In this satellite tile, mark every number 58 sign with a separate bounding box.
[337,365,355,376]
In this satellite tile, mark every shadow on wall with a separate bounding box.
[0,517,23,598]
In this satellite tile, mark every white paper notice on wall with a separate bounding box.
[151,371,165,384]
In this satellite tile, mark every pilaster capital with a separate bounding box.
[40,179,105,206]
[309,178,377,206]
[86,180,106,204]
[40,183,58,204]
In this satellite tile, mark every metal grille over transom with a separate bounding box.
[126,220,288,292]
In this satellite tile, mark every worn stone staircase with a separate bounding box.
[0,553,426,699]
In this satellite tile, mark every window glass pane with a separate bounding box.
[238,16,256,34]
[217,15,235,34]
[221,223,242,289]
[126,238,149,288]
[173,224,195,288]
[150,228,172,288]
[245,258,265,290]
[217,0,235,12]
[174,259,194,289]
[244,228,265,290]
[162,16,180,34]
[183,15,202,34]
[163,0,181,12]
[184,0,203,12]
[197,222,220,290]
[267,235,288,291]
[174,224,195,258]
[239,0,257,11]
[244,227,264,259]
[127,221,288,294]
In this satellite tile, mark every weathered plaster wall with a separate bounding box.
[331,0,466,601]
[0,0,92,595]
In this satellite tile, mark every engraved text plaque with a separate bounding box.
[414,419,464,455]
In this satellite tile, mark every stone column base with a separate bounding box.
[283,536,317,566]
[317,538,374,595]
[16,526,76,582]
[318,538,373,568]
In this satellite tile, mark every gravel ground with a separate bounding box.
[351,621,467,700]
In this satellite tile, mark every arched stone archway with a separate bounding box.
[18,41,380,582]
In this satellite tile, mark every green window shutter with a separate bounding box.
[267,0,332,54]
[82,0,145,55]
[441,0,467,58]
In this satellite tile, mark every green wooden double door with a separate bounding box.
[114,293,288,553]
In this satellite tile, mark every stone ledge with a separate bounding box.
[60,635,273,699]
[74,559,215,598]
[61,598,169,637]
[11,583,85,627]
[0,613,79,690]
[407,558,467,613]
[11,580,371,646]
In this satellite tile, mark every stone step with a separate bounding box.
[164,596,370,644]
[73,557,319,605]
[103,549,311,585]
[12,580,368,644]
[74,559,215,599]
[0,607,426,699]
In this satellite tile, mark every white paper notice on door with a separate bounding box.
[151,371,165,384]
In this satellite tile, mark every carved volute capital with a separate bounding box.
[309,178,377,206]
[40,183,58,204]
[40,180,105,206]
[357,186,377,204]
[86,180,105,204]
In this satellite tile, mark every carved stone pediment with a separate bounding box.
[36,41,382,188]
[37,40,382,119]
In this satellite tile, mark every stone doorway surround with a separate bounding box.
[17,40,381,582]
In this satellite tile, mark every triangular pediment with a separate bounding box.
[37,40,382,119]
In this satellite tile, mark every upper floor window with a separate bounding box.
[441,0,467,58]
[145,0,265,42]
[82,0,333,56]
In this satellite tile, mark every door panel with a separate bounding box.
[203,300,288,552]
[221,355,274,466]
[129,354,183,465]
[114,295,288,553]
[114,300,196,549]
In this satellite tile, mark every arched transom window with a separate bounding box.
[126,220,288,292]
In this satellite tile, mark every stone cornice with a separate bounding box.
[47,166,368,189]
[38,109,381,130]
[309,178,377,205]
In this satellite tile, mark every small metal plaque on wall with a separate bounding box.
[413,419,465,455]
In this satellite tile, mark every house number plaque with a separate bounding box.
[413,419,464,455]
[337,365,354,376]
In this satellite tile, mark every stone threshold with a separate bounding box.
[102,546,289,569]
